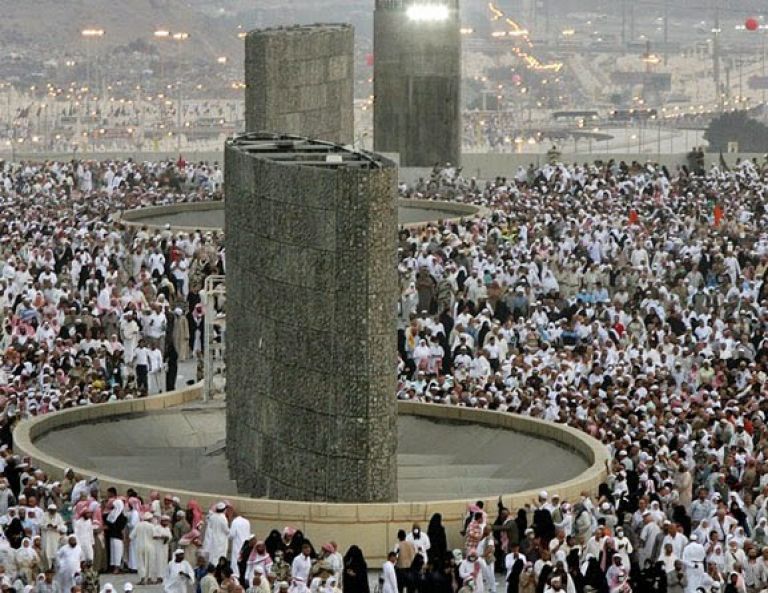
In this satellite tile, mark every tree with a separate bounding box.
[703,110,768,153]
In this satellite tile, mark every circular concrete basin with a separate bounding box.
[120,199,480,231]
[33,404,588,503]
[14,388,608,564]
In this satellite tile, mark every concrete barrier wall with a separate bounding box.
[1,151,226,163]
[14,388,608,563]
[6,150,754,178]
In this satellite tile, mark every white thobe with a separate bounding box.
[74,518,95,562]
[459,559,487,593]
[382,560,398,593]
[229,516,251,572]
[41,513,64,566]
[640,522,661,566]
[682,542,706,593]
[55,544,81,593]
[165,559,195,593]
[203,512,229,564]
[131,521,156,580]
[0,542,16,579]
[291,554,312,583]
[106,500,125,569]
[152,525,172,579]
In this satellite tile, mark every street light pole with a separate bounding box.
[154,30,189,154]
[81,29,105,94]
[177,81,182,154]
[712,4,722,112]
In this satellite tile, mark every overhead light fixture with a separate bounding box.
[406,4,450,22]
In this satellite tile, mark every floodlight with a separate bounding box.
[406,4,450,22]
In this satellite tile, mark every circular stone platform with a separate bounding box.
[33,404,588,502]
[120,199,480,231]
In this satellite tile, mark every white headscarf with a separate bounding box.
[106,498,124,523]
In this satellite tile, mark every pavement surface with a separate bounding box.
[34,405,588,501]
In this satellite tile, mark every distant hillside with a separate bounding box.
[0,0,237,58]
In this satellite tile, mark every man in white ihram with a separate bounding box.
[55,535,82,593]
[203,502,230,564]
[682,533,707,593]
[165,548,195,593]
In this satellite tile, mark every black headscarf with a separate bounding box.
[584,557,608,593]
[537,565,554,593]
[264,530,282,558]
[515,508,528,535]
[343,545,370,593]
[427,513,448,565]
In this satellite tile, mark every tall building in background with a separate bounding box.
[373,0,461,167]
[245,24,354,145]
[225,133,399,503]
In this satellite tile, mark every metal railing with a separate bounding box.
[203,275,226,402]
[376,0,459,9]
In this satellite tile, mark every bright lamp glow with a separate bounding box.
[406,4,450,22]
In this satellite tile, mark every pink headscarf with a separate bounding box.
[73,498,91,519]
[89,500,103,527]
[128,497,142,513]
[179,528,201,546]
[248,540,272,565]
[187,500,203,527]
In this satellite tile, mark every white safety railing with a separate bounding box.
[202,275,226,402]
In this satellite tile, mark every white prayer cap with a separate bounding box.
[123,584,133,592]
[215,502,226,511]
[174,549,185,555]
[142,512,153,520]
[254,566,265,575]
[539,490,549,499]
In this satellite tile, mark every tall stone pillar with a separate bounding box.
[374,0,461,167]
[245,25,354,145]
[225,133,398,503]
